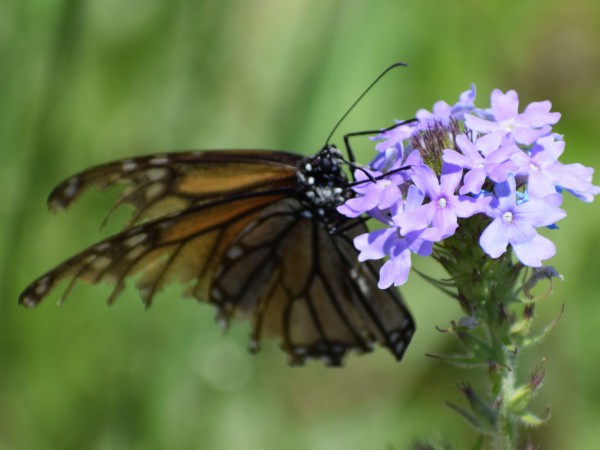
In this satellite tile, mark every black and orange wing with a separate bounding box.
[209,198,414,365]
[20,150,300,308]
[48,150,302,226]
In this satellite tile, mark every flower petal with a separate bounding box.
[520,101,561,127]
[480,218,510,258]
[491,89,519,122]
[512,235,556,267]
[378,250,412,288]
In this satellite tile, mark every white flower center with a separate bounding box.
[476,162,485,169]
[438,197,447,208]
[529,162,539,172]
[502,211,514,223]
[502,118,516,132]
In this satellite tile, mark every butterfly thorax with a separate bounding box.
[296,145,349,224]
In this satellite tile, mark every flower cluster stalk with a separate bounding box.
[435,222,536,449]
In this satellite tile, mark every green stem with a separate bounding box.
[484,310,518,450]
[495,368,517,450]
[434,220,551,448]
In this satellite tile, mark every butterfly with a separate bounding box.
[18,145,415,366]
[19,64,416,366]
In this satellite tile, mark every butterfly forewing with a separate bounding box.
[48,150,301,227]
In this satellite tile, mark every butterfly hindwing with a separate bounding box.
[210,198,415,366]
[20,193,289,308]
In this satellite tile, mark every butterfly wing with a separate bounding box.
[209,198,414,366]
[21,150,300,307]
[48,150,301,226]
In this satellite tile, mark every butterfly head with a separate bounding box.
[297,145,349,221]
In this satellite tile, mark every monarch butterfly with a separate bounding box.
[19,69,415,367]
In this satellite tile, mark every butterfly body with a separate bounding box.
[296,145,349,223]
[20,146,415,366]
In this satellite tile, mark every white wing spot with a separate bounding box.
[355,274,370,296]
[145,183,164,200]
[94,242,111,252]
[146,168,168,181]
[122,160,138,172]
[92,256,112,271]
[126,245,147,260]
[159,220,175,229]
[149,156,170,165]
[64,177,80,199]
[124,234,147,248]
[388,331,400,342]
[34,276,51,295]
[22,295,37,307]
[395,341,405,354]
[226,245,243,259]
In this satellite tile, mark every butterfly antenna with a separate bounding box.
[324,62,408,147]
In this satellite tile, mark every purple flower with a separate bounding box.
[417,85,477,129]
[558,163,600,202]
[465,89,561,154]
[417,101,452,128]
[369,147,424,175]
[511,136,600,201]
[354,227,431,288]
[373,122,417,152]
[370,121,418,173]
[337,169,405,218]
[354,186,432,288]
[394,164,491,241]
[450,84,477,120]
[377,230,433,288]
[479,176,567,266]
[370,145,402,172]
[443,134,519,195]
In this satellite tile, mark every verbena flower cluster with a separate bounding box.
[338,86,600,289]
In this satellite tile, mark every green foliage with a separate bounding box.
[1,1,599,449]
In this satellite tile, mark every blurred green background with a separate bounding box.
[2,1,599,449]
